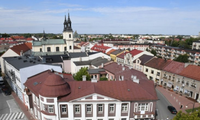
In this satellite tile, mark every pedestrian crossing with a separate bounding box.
[0,112,25,120]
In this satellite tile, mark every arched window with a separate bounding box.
[69,46,72,50]
[69,34,71,38]
[134,103,138,112]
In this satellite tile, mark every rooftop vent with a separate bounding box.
[33,82,38,86]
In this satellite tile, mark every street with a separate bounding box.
[0,88,12,115]
[156,89,176,120]
[0,87,26,120]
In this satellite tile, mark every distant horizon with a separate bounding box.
[1,0,200,35]
[0,32,199,36]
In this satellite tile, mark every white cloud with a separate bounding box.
[0,6,200,35]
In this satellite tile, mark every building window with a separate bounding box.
[86,104,92,114]
[70,46,72,50]
[169,76,171,80]
[56,47,59,52]
[48,105,54,113]
[40,48,42,52]
[98,104,103,113]
[149,76,153,80]
[69,34,71,38]
[121,104,128,113]
[146,68,148,72]
[64,47,67,51]
[42,104,45,111]
[47,47,51,52]
[109,104,115,113]
[61,105,67,114]
[157,72,160,76]
[151,70,154,74]
[75,105,80,114]
[138,103,148,111]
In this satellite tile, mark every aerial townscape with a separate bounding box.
[1,1,200,120]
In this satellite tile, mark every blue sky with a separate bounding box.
[0,0,200,35]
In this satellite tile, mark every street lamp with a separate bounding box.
[185,101,195,112]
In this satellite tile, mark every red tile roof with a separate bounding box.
[59,80,157,102]
[104,62,149,81]
[179,65,200,81]
[25,69,157,102]
[0,37,14,41]
[24,70,74,97]
[127,49,143,56]
[11,36,25,39]
[91,44,111,53]
[10,43,32,55]
[163,61,185,74]
[145,58,172,70]
[26,37,33,41]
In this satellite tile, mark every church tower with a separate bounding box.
[63,13,74,52]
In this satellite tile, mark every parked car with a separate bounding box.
[1,85,11,95]
[0,77,4,86]
[168,106,177,114]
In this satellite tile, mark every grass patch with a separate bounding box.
[185,107,200,113]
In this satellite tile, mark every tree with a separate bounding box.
[2,33,10,38]
[173,108,200,120]
[174,54,189,63]
[73,67,90,81]
[100,77,108,81]
[150,49,157,56]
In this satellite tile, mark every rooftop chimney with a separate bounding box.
[20,50,23,56]
[122,67,125,71]
[82,75,86,81]
[101,63,104,68]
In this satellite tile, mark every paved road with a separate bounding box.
[156,89,176,120]
[0,87,27,120]
[0,88,12,115]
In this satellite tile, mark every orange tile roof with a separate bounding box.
[106,49,116,55]
[179,65,200,81]
[10,43,32,55]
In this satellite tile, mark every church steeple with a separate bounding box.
[63,12,72,32]
[43,30,47,41]
[68,12,71,23]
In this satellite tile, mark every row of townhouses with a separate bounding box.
[110,48,200,103]
[149,44,200,65]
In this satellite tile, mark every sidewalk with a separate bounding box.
[156,86,200,113]
[12,92,35,120]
